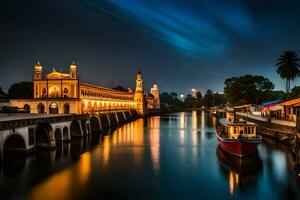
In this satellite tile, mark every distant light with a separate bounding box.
[180,94,184,98]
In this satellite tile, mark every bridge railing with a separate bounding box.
[89,109,136,114]
[0,114,89,130]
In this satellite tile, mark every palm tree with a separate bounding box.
[276,51,300,93]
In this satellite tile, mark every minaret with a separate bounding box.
[134,70,146,115]
[70,61,77,79]
[151,82,160,109]
[34,61,43,79]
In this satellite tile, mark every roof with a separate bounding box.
[279,98,300,107]
[46,71,70,79]
[259,99,283,107]
[234,104,256,109]
[80,82,133,96]
[219,118,256,126]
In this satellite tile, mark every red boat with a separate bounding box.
[216,112,262,157]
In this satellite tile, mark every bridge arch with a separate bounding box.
[54,128,62,142]
[90,116,101,133]
[36,123,55,149]
[37,103,45,114]
[99,114,109,130]
[86,121,91,135]
[2,134,26,159]
[63,126,70,141]
[70,120,83,137]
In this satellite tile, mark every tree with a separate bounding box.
[0,87,8,99]
[202,90,214,107]
[224,75,275,106]
[160,92,183,108]
[113,85,128,92]
[276,51,300,93]
[170,92,178,99]
[290,86,300,99]
[195,91,202,99]
[8,82,33,99]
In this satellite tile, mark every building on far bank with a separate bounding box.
[10,62,160,115]
[146,83,160,109]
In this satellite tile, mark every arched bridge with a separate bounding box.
[0,110,138,161]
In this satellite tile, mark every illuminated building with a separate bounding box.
[10,62,159,115]
[149,83,160,109]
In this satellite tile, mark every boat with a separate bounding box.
[216,111,262,157]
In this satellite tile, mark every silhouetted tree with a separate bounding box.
[0,87,8,99]
[113,85,127,92]
[290,86,300,99]
[160,92,183,108]
[276,51,300,93]
[224,75,275,105]
[8,82,33,99]
[170,92,178,99]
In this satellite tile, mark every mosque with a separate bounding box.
[10,62,160,115]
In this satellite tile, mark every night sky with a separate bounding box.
[1,0,300,95]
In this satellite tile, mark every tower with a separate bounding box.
[34,61,42,79]
[134,70,146,115]
[70,61,77,79]
[150,83,160,109]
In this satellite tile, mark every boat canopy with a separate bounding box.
[219,118,256,127]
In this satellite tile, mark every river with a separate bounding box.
[1,111,300,199]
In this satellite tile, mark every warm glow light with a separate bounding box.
[149,116,160,174]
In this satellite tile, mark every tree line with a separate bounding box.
[160,90,225,109]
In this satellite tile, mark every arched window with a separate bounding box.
[37,103,45,114]
[63,103,70,114]
[42,88,47,98]
[24,104,30,113]
[49,102,59,114]
[63,88,68,98]
[49,86,59,98]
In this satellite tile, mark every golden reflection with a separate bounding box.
[201,110,205,141]
[29,152,91,200]
[211,115,217,128]
[229,171,239,195]
[192,111,198,145]
[149,116,160,174]
[132,119,144,166]
[102,135,110,166]
[180,112,185,142]
[191,111,198,162]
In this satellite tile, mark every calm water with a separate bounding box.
[1,111,300,200]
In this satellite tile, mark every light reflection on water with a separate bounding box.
[0,112,300,199]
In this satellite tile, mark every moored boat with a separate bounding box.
[216,111,262,157]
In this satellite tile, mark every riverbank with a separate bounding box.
[232,112,300,148]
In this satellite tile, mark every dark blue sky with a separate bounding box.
[1,0,300,95]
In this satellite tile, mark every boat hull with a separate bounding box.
[216,134,261,157]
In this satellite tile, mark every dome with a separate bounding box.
[34,61,42,70]
[70,61,77,69]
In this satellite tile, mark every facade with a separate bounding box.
[149,83,160,109]
[10,62,160,115]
